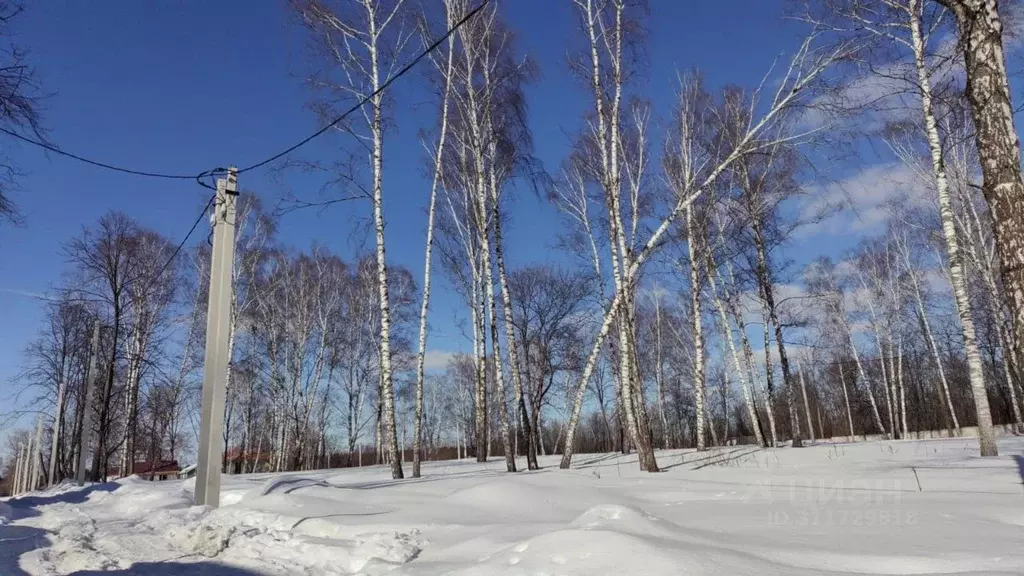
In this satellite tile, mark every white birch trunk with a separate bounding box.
[706,251,764,447]
[839,363,856,438]
[492,201,535,469]
[759,296,780,447]
[482,227,516,472]
[654,290,671,449]
[558,21,845,467]
[366,2,404,476]
[910,0,997,455]
[798,362,815,442]
[897,336,908,436]
[845,316,887,435]
[687,206,707,451]
[957,184,1024,431]
[560,289,625,468]
[901,238,961,433]
[412,26,454,478]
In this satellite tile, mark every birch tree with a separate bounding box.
[805,257,888,435]
[119,230,178,475]
[933,0,1024,389]
[412,3,455,478]
[812,0,998,455]
[704,221,767,447]
[294,0,412,477]
[904,0,995,454]
[941,106,1023,432]
[560,28,850,469]
[18,297,93,483]
[62,213,165,480]
[893,227,961,433]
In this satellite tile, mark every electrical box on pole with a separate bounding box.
[195,167,237,508]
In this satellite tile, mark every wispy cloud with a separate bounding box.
[423,349,459,371]
[0,288,53,301]
[798,162,933,237]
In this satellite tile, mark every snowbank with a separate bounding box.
[1,436,1022,575]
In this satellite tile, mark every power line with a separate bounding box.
[0,0,489,181]
[0,127,198,180]
[2,193,215,306]
[236,0,489,174]
[0,1,489,290]
[152,193,216,285]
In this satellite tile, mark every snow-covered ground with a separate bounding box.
[2,436,1023,575]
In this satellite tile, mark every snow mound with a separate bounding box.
[221,527,423,575]
[441,478,585,522]
[570,504,675,537]
[165,520,236,557]
[465,527,682,575]
[2,438,1023,575]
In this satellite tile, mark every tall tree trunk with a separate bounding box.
[491,177,537,470]
[412,30,454,478]
[798,362,815,442]
[561,290,625,468]
[482,228,516,472]
[121,321,145,479]
[959,184,1024,432]
[753,219,802,447]
[911,0,997,455]
[759,295,781,446]
[839,298,887,435]
[93,316,120,482]
[653,290,671,449]
[902,239,961,434]
[472,269,487,462]
[937,2,1024,433]
[838,362,855,438]
[371,88,403,478]
[706,250,765,447]
[897,336,908,436]
[687,206,707,451]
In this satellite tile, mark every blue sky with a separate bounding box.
[0,0,872,431]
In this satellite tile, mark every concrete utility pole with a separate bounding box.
[19,442,29,495]
[28,417,43,492]
[22,440,31,493]
[49,380,66,487]
[77,323,101,486]
[195,167,238,508]
[17,437,27,494]
[12,442,23,495]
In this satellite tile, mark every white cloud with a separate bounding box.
[423,349,458,371]
[736,283,809,324]
[798,162,933,237]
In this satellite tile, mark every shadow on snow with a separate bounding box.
[69,562,267,575]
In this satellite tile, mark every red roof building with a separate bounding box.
[108,460,181,481]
